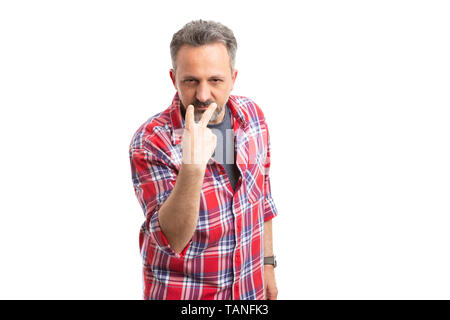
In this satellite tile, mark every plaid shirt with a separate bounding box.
[129,92,278,300]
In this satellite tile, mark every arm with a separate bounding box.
[264,219,273,258]
[130,103,218,257]
[261,115,278,299]
[159,103,217,254]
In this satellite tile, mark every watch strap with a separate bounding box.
[264,255,277,268]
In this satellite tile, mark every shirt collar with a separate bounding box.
[169,91,249,145]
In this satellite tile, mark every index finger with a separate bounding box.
[199,103,217,127]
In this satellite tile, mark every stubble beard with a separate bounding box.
[194,104,224,123]
[181,100,227,124]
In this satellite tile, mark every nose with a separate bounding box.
[195,81,212,104]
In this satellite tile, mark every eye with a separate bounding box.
[211,79,223,83]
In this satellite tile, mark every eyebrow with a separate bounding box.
[182,75,226,80]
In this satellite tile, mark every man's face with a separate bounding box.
[170,42,238,124]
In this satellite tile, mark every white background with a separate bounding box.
[1,0,449,299]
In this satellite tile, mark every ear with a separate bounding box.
[230,69,238,91]
[169,68,177,89]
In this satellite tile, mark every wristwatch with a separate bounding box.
[264,255,277,268]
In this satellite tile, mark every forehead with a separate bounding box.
[176,42,231,76]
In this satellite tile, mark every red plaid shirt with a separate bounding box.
[129,92,278,300]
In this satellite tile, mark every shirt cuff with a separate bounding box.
[263,194,278,222]
[148,207,192,259]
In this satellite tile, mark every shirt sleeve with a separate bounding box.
[262,120,279,222]
[129,147,192,258]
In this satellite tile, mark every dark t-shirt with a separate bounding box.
[207,103,240,192]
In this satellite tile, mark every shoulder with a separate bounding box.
[230,94,266,125]
[129,107,173,154]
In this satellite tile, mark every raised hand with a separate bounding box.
[181,102,218,168]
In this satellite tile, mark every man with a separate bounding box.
[129,19,278,300]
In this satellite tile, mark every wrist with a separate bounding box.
[264,264,275,271]
[180,163,206,176]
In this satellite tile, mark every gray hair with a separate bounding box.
[170,19,238,73]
